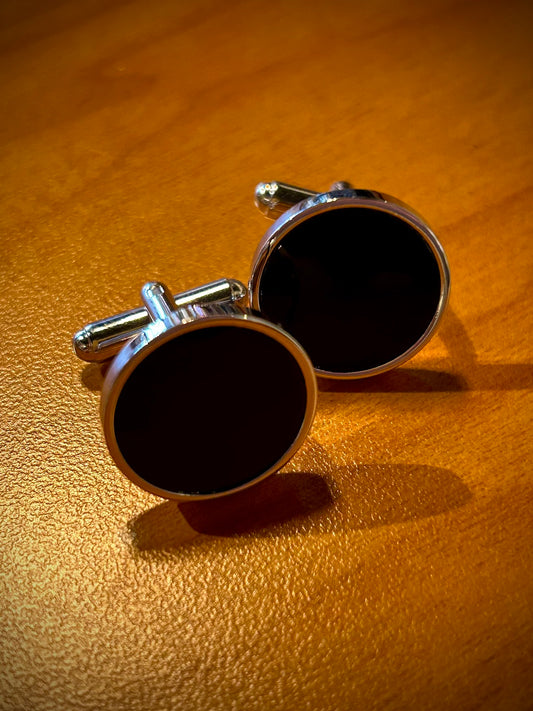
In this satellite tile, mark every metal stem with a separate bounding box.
[141,282,181,330]
[73,278,246,362]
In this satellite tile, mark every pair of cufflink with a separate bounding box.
[73,180,450,501]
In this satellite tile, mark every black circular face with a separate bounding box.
[258,207,443,374]
[112,325,308,496]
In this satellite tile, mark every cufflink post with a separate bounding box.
[254,181,353,219]
[73,278,246,362]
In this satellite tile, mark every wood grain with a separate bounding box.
[1,1,532,710]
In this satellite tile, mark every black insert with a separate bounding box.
[258,207,442,373]
[113,325,308,495]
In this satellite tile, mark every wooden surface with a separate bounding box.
[1,1,532,709]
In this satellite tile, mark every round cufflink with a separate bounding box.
[250,181,450,379]
[73,278,317,500]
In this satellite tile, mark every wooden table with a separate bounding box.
[1,1,532,709]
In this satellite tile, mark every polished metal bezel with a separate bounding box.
[249,189,451,380]
[100,313,317,500]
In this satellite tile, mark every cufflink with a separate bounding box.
[73,279,317,500]
[251,181,450,379]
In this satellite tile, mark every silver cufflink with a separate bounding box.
[251,181,450,379]
[73,279,317,500]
